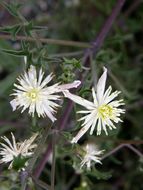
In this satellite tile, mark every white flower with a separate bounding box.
[0,133,38,169]
[80,143,103,170]
[63,67,125,143]
[10,65,81,122]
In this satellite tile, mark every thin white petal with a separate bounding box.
[96,67,107,104]
[71,118,94,143]
[40,73,53,88]
[57,80,81,92]
[90,115,98,135]
[71,124,90,143]
[10,99,18,111]
[97,118,102,135]
[63,90,95,109]
[38,68,44,86]
[11,133,18,152]
[101,120,108,135]
[92,87,98,106]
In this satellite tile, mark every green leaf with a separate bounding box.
[0,49,28,57]
[63,57,82,69]
[0,24,22,38]
[86,168,112,180]
[24,21,34,36]
[1,1,21,18]
[12,155,29,171]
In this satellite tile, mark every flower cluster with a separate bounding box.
[0,64,125,170]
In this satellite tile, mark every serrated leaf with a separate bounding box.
[63,57,82,69]
[1,2,21,18]
[24,21,34,36]
[0,24,22,38]
[0,49,28,57]
[86,168,112,180]
[21,40,29,49]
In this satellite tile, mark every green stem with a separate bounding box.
[21,125,51,190]
[31,115,39,132]
[17,11,41,48]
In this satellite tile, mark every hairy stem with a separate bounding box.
[21,126,51,190]
[51,133,56,190]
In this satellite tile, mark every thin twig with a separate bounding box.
[58,101,74,130]
[0,34,90,48]
[125,144,143,157]
[27,127,51,174]
[101,144,125,160]
[93,0,125,53]
[124,0,142,17]
[49,51,83,58]
[93,136,143,145]
[102,143,143,160]
[33,144,52,178]
[31,174,51,190]
[117,140,143,145]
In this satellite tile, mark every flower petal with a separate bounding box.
[57,80,81,92]
[96,67,107,104]
[63,90,95,109]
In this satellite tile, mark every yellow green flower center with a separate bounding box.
[98,104,114,120]
[27,89,39,102]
